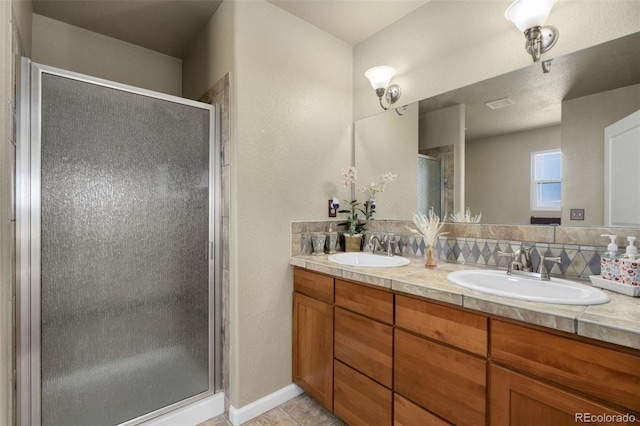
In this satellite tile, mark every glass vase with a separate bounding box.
[425,244,438,269]
[311,233,327,256]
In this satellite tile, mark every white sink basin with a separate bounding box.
[328,252,411,268]
[447,270,609,305]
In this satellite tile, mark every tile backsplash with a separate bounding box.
[292,220,640,281]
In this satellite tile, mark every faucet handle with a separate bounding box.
[388,240,398,257]
[498,251,516,274]
[539,256,562,280]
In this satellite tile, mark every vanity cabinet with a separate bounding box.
[292,268,640,426]
[333,279,394,425]
[394,295,488,426]
[490,319,640,425]
[292,268,334,410]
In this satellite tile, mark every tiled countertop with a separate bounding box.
[290,254,640,351]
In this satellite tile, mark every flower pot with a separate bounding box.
[344,234,363,252]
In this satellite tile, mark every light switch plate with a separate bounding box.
[570,209,585,220]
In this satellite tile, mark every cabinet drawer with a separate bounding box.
[334,360,392,426]
[294,268,334,303]
[335,279,393,324]
[395,329,486,426]
[394,394,452,426]
[396,294,488,356]
[335,307,393,388]
[491,320,640,412]
[490,364,636,426]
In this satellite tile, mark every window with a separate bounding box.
[531,149,562,210]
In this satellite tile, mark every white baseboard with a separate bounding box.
[139,392,225,426]
[229,384,304,425]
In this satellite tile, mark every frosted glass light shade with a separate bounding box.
[365,66,396,90]
[505,0,556,32]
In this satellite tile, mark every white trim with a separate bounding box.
[605,109,640,227]
[229,384,304,425]
[138,393,225,426]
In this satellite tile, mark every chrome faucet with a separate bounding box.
[369,235,396,256]
[498,246,533,275]
[513,246,533,272]
[500,249,562,281]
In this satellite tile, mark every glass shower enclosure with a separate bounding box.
[418,154,443,217]
[16,60,220,426]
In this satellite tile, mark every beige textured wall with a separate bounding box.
[182,0,234,101]
[561,84,640,226]
[466,126,561,224]
[32,14,182,96]
[0,2,12,423]
[355,103,418,220]
[12,0,31,55]
[353,1,640,121]
[231,1,352,408]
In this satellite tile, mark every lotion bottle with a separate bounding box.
[600,234,620,281]
[624,236,637,260]
[619,236,639,286]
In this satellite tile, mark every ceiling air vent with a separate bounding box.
[484,97,515,110]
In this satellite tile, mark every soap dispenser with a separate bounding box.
[600,234,620,281]
[624,236,637,260]
[620,236,640,287]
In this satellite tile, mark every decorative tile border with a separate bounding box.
[292,220,640,281]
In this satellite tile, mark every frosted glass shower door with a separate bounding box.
[22,63,218,426]
[418,155,443,217]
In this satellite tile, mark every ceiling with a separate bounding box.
[267,0,429,46]
[32,0,223,58]
[419,31,640,141]
[30,1,639,140]
[32,0,430,58]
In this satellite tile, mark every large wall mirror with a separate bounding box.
[354,31,640,227]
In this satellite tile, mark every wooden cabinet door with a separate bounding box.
[292,292,333,410]
[394,329,487,426]
[395,295,488,356]
[294,267,334,303]
[490,365,636,426]
[394,394,452,426]
[334,360,392,426]
[334,307,393,388]
[492,319,640,412]
[335,279,394,324]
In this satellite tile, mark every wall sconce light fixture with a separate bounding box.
[365,66,402,111]
[505,0,559,63]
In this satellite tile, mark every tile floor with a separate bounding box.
[198,393,346,426]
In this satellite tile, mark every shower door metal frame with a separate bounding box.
[16,59,222,426]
